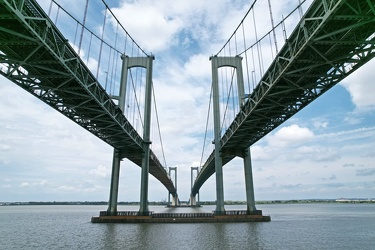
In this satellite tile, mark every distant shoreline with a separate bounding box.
[1,199,374,206]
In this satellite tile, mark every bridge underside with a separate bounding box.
[193,0,375,195]
[0,0,176,195]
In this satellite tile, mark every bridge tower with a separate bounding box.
[107,55,155,215]
[168,167,178,206]
[210,55,257,214]
[190,167,200,206]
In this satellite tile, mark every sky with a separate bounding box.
[0,0,374,203]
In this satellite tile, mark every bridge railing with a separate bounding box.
[152,213,214,218]
[223,210,262,216]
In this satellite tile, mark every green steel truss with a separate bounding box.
[0,0,176,194]
[193,0,375,195]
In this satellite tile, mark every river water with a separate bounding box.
[0,203,374,249]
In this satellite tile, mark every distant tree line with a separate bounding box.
[1,199,373,206]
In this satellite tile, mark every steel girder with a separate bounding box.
[193,0,375,195]
[0,0,176,194]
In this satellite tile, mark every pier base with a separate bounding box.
[91,210,271,223]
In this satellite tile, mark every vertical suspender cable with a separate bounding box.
[131,70,136,125]
[86,33,92,65]
[123,35,128,55]
[231,68,236,124]
[251,46,256,89]
[221,69,235,132]
[268,0,278,54]
[129,69,144,130]
[139,69,144,130]
[96,8,107,79]
[200,86,213,167]
[215,0,258,56]
[152,84,167,168]
[105,47,112,90]
[137,68,143,131]
[298,0,304,18]
[232,68,237,120]
[48,0,53,16]
[74,22,79,45]
[268,33,274,59]
[282,15,287,41]
[78,0,89,56]
[220,67,225,132]
[54,7,60,24]
[252,8,263,78]
[110,24,119,96]
[101,0,148,56]
[235,33,238,55]
[242,23,251,94]
[134,68,139,131]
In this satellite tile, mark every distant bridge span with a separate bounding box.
[0,0,176,195]
[192,0,375,195]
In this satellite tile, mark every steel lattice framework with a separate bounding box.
[0,0,176,195]
[193,0,375,195]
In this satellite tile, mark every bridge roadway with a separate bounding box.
[0,0,176,195]
[192,0,375,195]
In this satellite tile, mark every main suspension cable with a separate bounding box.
[216,0,258,56]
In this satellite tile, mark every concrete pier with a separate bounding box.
[91,210,270,223]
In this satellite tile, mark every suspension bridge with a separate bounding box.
[0,0,374,221]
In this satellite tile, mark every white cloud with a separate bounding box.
[109,0,256,54]
[20,182,30,187]
[342,59,375,108]
[183,54,212,80]
[111,1,184,52]
[313,119,329,129]
[267,124,314,148]
[58,185,77,192]
[19,180,48,188]
[315,126,375,143]
[89,165,110,178]
[251,145,270,161]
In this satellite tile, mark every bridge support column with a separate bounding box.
[211,56,225,214]
[168,167,177,206]
[138,55,155,215]
[106,55,133,216]
[107,148,121,215]
[210,55,246,214]
[139,141,151,214]
[190,167,199,206]
[171,194,179,206]
[243,148,257,213]
[189,195,196,206]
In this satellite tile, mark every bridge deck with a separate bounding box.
[193,0,375,195]
[0,0,176,194]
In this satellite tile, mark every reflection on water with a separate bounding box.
[0,203,374,249]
